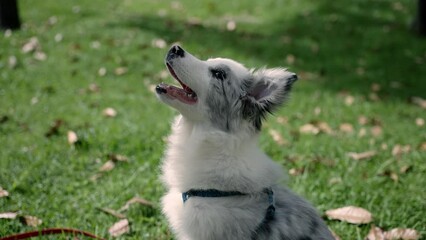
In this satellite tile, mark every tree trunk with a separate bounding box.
[0,0,21,30]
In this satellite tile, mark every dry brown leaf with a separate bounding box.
[0,212,18,219]
[399,165,412,174]
[98,208,126,219]
[152,38,167,49]
[8,55,17,69]
[288,167,305,176]
[119,196,154,212]
[0,187,9,198]
[328,177,342,185]
[317,121,333,134]
[108,219,130,237]
[299,123,320,135]
[419,142,426,151]
[34,51,47,61]
[103,108,117,118]
[345,95,355,106]
[366,225,385,240]
[276,116,288,125]
[21,215,42,227]
[371,126,383,137]
[108,153,128,162]
[347,150,376,160]
[340,123,354,133]
[226,20,236,31]
[99,160,115,172]
[358,128,367,137]
[268,129,288,146]
[325,206,372,224]
[411,97,426,109]
[286,54,295,65]
[358,116,369,125]
[98,67,107,76]
[67,131,78,144]
[90,173,103,182]
[383,228,419,240]
[371,83,381,92]
[415,118,424,127]
[114,67,128,76]
[391,144,411,156]
[88,83,100,93]
[22,37,39,53]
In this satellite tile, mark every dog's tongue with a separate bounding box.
[158,83,197,104]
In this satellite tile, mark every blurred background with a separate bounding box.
[0,0,425,239]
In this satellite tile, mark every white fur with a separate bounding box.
[157,46,334,240]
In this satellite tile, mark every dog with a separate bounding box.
[156,45,334,240]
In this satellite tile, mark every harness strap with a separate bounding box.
[182,189,246,203]
[182,187,276,220]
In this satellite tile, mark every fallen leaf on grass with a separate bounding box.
[276,116,288,125]
[419,142,426,151]
[33,51,47,61]
[348,150,376,160]
[339,123,354,133]
[0,212,18,219]
[0,187,9,197]
[88,83,100,93]
[152,38,167,49]
[98,67,107,76]
[67,131,78,144]
[21,215,42,227]
[119,196,154,212]
[114,67,128,76]
[8,55,17,69]
[411,97,426,109]
[103,108,117,118]
[415,118,424,127]
[345,95,355,106]
[371,126,383,137]
[317,121,333,134]
[268,129,288,146]
[108,219,130,237]
[391,144,411,156]
[366,225,385,240]
[325,206,372,224]
[358,115,369,125]
[299,123,320,135]
[22,37,39,53]
[99,160,115,172]
[383,228,419,240]
[98,207,126,219]
[226,20,236,31]
[288,167,305,176]
[108,153,128,162]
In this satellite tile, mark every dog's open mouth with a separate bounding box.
[156,63,198,104]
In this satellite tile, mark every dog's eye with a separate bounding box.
[211,68,227,80]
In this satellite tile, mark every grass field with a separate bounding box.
[1,0,425,239]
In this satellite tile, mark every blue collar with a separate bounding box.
[182,188,275,220]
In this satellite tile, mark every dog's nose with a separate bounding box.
[288,73,298,83]
[170,45,185,58]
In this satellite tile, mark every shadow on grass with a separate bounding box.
[112,0,426,101]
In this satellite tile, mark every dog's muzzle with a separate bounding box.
[166,45,185,62]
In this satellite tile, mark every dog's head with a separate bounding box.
[156,45,297,132]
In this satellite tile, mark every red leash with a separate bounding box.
[0,228,105,240]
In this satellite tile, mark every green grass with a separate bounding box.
[1,0,425,239]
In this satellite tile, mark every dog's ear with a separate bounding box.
[241,68,297,130]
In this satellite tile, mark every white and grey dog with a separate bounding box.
[156,45,334,240]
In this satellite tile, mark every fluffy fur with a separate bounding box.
[156,45,334,240]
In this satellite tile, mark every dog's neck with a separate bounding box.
[161,116,284,193]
